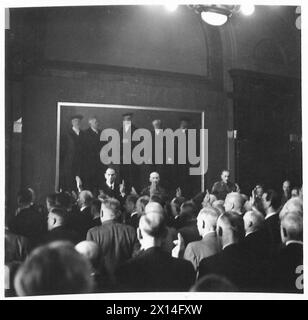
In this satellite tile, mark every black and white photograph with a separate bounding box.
[2,1,305,301]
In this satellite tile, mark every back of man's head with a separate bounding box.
[48,207,68,229]
[17,188,33,207]
[197,207,220,233]
[264,189,280,211]
[139,211,167,239]
[75,241,100,269]
[224,192,244,213]
[14,241,93,296]
[281,211,303,243]
[54,192,73,211]
[100,197,121,221]
[280,196,303,220]
[136,196,150,214]
[179,201,196,221]
[145,201,164,216]
[217,211,245,243]
[78,190,93,207]
[243,210,264,234]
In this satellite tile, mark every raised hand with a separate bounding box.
[172,233,185,258]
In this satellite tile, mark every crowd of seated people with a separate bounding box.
[5,168,303,296]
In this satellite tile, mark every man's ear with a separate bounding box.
[282,227,287,238]
[249,221,253,228]
[218,226,223,237]
[202,221,205,229]
[137,228,142,241]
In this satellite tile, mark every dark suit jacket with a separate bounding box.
[140,184,168,201]
[211,181,237,200]
[271,243,303,293]
[10,207,47,248]
[83,127,104,191]
[43,226,80,245]
[86,220,139,278]
[71,206,94,241]
[5,229,30,263]
[242,229,271,261]
[99,182,124,202]
[116,247,195,292]
[184,231,220,271]
[62,128,86,191]
[198,243,263,292]
[265,213,281,255]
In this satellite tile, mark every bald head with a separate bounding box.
[243,210,265,235]
[149,172,160,185]
[280,196,303,220]
[145,201,164,216]
[281,211,303,243]
[75,241,100,267]
[224,192,244,213]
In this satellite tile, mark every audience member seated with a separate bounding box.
[75,241,109,292]
[115,206,195,292]
[73,190,95,240]
[177,201,201,246]
[198,211,261,291]
[5,226,31,263]
[280,180,291,207]
[43,207,80,245]
[271,212,303,293]
[224,192,245,215]
[190,274,238,292]
[262,189,282,254]
[86,197,139,282]
[90,199,102,227]
[14,241,94,296]
[184,207,221,272]
[10,188,46,247]
[145,202,177,255]
[211,170,237,201]
[125,194,139,228]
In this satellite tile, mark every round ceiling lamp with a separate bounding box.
[240,4,255,16]
[201,11,228,26]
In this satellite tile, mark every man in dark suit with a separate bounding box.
[99,167,126,203]
[198,211,261,291]
[140,172,168,201]
[271,212,303,293]
[177,201,201,246]
[116,203,195,292]
[83,116,104,195]
[262,189,282,255]
[211,170,237,201]
[43,207,80,245]
[184,207,221,272]
[86,197,139,282]
[61,114,86,192]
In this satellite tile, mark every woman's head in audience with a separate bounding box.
[14,241,94,296]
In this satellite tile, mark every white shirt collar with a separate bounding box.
[265,211,278,220]
[202,230,216,239]
[286,240,303,246]
[107,182,114,189]
[72,127,80,135]
[91,127,99,134]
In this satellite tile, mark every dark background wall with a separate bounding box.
[6,5,301,214]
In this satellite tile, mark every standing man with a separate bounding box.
[119,113,139,193]
[211,170,237,201]
[140,172,167,201]
[62,114,86,192]
[84,116,104,195]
